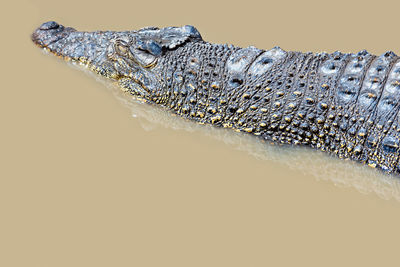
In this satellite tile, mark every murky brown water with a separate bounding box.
[2,0,400,266]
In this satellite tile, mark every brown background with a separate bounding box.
[2,0,400,266]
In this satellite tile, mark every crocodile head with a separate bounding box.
[32,21,203,100]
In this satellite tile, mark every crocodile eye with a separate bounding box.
[113,38,130,57]
[114,40,130,56]
[116,43,128,55]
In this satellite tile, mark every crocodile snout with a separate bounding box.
[31,21,75,48]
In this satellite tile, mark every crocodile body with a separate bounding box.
[32,21,400,175]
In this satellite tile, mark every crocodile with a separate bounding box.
[31,21,400,175]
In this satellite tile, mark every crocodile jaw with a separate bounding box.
[32,21,122,80]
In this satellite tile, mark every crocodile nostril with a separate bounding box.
[39,21,60,30]
[32,21,67,47]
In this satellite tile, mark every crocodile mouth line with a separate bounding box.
[117,74,153,97]
[35,42,91,66]
[35,42,151,96]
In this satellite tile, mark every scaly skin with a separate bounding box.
[31,21,400,175]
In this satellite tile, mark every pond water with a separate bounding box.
[2,0,400,266]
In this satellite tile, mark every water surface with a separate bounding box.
[1,0,400,266]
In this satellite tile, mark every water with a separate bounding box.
[2,0,400,266]
[110,79,400,201]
